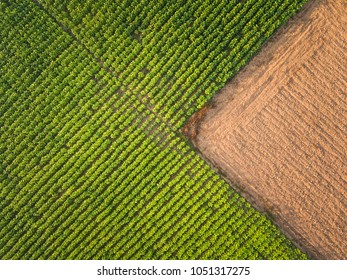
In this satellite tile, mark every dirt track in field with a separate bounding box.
[191,0,347,259]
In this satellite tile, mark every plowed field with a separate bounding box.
[194,0,346,259]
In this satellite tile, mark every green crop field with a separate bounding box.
[1,0,308,259]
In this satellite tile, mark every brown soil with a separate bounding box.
[182,104,213,139]
[193,0,347,259]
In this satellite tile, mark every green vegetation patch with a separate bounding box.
[1,0,308,259]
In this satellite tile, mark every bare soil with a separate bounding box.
[192,0,347,259]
